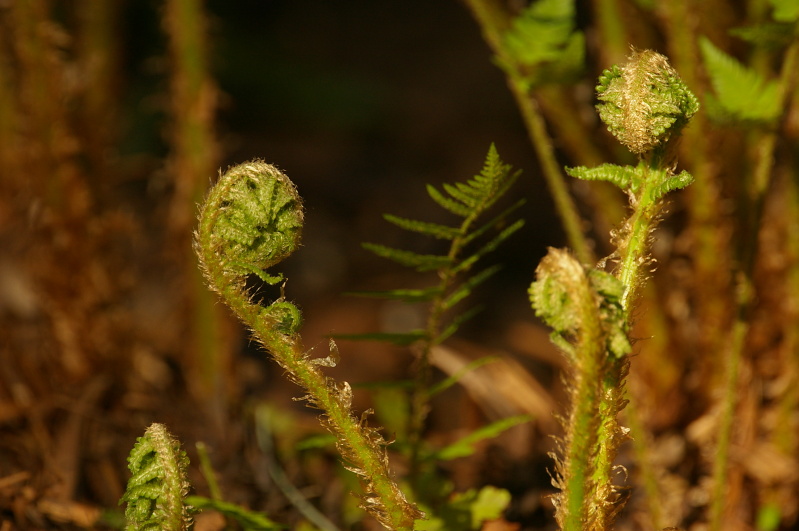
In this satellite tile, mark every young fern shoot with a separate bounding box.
[195,161,422,530]
[530,50,698,531]
[120,423,192,531]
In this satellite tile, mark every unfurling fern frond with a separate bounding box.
[196,161,423,530]
[120,423,191,531]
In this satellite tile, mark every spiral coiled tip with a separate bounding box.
[201,160,303,278]
[197,160,305,335]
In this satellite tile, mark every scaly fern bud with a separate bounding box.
[596,49,699,155]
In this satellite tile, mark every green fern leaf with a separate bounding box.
[649,170,694,202]
[436,305,483,344]
[442,265,502,311]
[434,415,532,461]
[443,182,480,208]
[384,214,460,240]
[353,144,521,358]
[362,243,451,271]
[699,37,781,122]
[453,219,525,274]
[184,497,282,530]
[566,163,637,191]
[470,145,521,208]
[462,199,526,246]
[347,286,443,303]
[502,0,585,87]
[427,184,472,217]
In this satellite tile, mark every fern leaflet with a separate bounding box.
[384,214,461,240]
[350,144,524,492]
[502,0,585,87]
[361,243,451,272]
[699,37,781,122]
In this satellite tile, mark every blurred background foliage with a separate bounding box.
[0,0,798,530]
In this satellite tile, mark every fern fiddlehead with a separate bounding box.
[530,50,698,531]
[120,423,191,531]
[196,160,304,337]
[195,160,422,530]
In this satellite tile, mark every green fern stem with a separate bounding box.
[196,161,422,530]
[616,166,664,315]
[560,317,605,531]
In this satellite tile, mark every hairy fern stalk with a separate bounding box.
[530,49,698,531]
[195,160,422,530]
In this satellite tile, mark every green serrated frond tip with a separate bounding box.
[649,170,694,202]
[443,182,480,208]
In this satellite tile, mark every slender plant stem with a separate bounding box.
[709,295,747,531]
[709,38,799,531]
[562,353,601,531]
[462,0,592,264]
[617,172,661,315]
[518,91,593,265]
[195,442,223,502]
[164,0,230,420]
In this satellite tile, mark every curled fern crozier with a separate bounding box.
[195,160,423,530]
[120,423,191,531]
[196,160,304,336]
